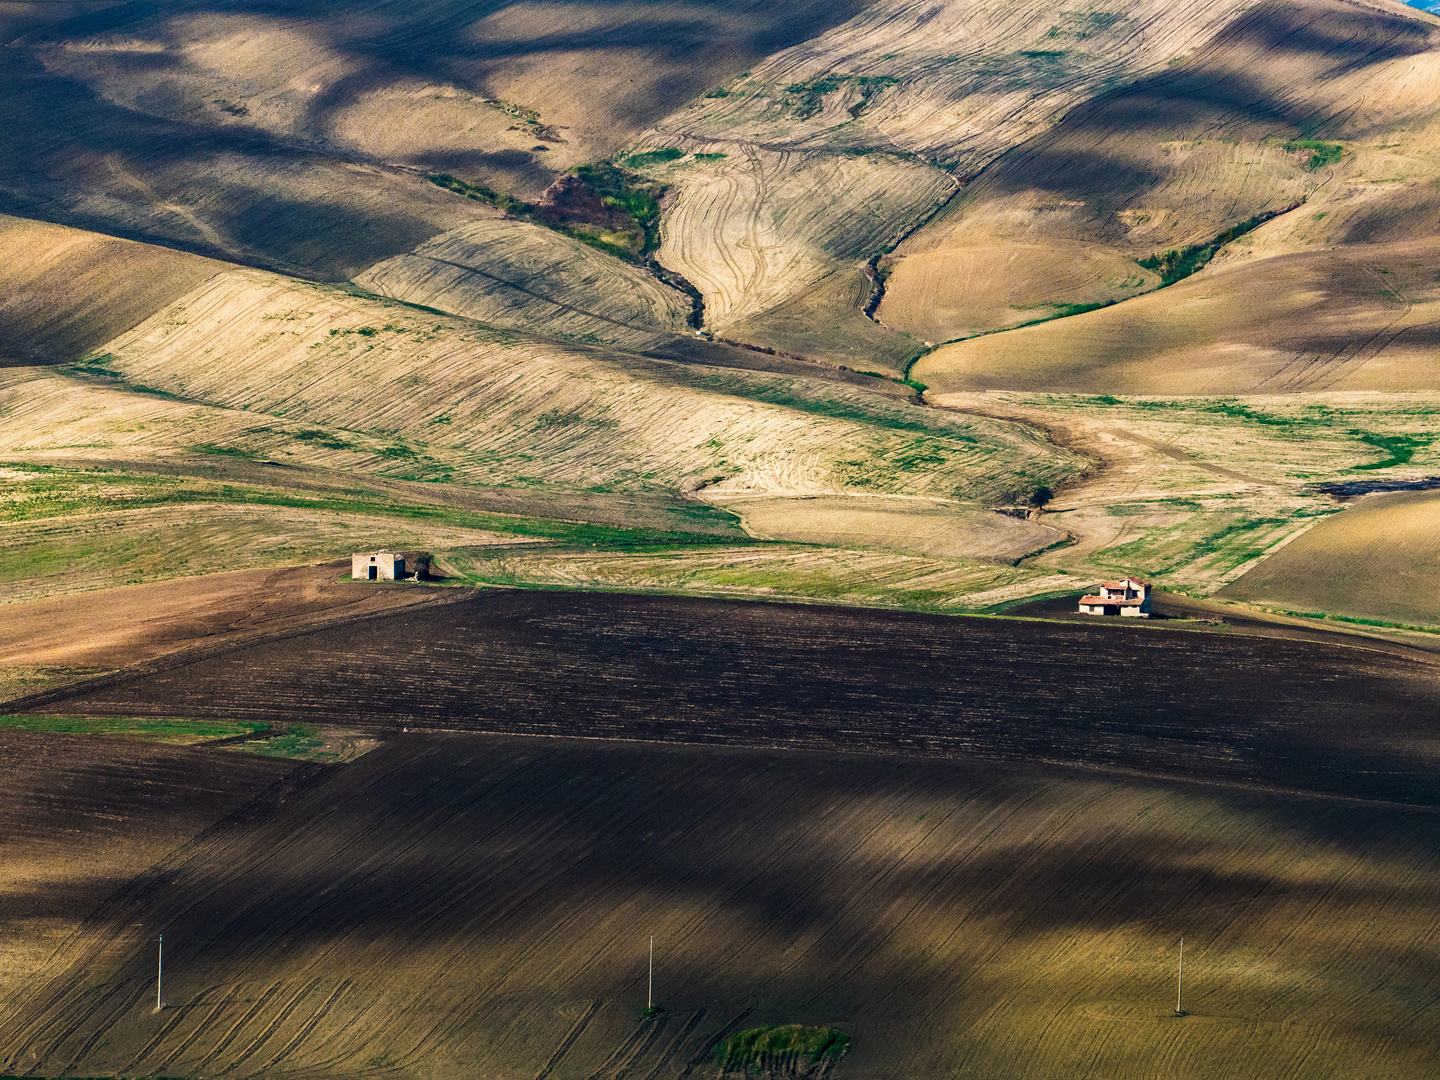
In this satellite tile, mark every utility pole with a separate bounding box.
[1176,936,1184,1016]
[156,934,163,1012]
[648,935,654,1011]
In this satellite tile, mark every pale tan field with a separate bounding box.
[637,0,1264,353]
[0,214,222,365]
[1218,489,1440,627]
[44,267,1079,506]
[722,265,925,375]
[442,543,1076,613]
[915,238,1440,395]
[717,495,1064,562]
[888,0,1440,345]
[353,218,693,350]
[879,242,1160,345]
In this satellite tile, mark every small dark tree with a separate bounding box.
[1029,485,1053,508]
[409,551,434,580]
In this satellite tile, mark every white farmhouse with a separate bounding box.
[1078,577,1151,617]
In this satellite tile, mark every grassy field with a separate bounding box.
[0,713,267,743]
[1218,489,1440,628]
[2,730,1437,1080]
[929,390,1440,596]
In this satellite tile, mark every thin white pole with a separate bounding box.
[1176,936,1183,1015]
[648,935,654,1010]
[157,934,163,1012]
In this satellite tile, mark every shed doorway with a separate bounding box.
[368,565,377,580]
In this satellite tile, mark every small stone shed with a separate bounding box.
[352,551,406,581]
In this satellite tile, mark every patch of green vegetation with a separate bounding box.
[785,74,900,119]
[1353,432,1430,470]
[191,443,264,460]
[1283,139,1343,171]
[715,1025,849,1073]
[693,152,727,161]
[1138,206,1296,286]
[1019,50,1066,59]
[703,87,732,98]
[0,714,268,742]
[623,147,686,168]
[237,724,326,758]
[292,429,353,450]
[425,173,532,215]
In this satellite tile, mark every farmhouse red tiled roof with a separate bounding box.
[1099,578,1150,589]
[1079,595,1145,606]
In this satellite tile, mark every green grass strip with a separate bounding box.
[0,714,268,741]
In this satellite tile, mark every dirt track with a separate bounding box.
[38,589,1440,806]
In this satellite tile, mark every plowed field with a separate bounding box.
[40,590,1440,805]
[2,733,1437,1080]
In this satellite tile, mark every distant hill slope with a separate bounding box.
[0,0,867,280]
[910,0,1440,391]
[0,214,223,365]
[1218,489,1440,627]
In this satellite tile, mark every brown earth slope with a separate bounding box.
[38,590,1440,805]
[0,0,868,278]
[0,730,297,1016]
[913,237,1440,394]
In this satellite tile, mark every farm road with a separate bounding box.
[42,589,1440,806]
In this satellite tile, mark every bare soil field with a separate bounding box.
[1218,489,1440,627]
[38,590,1440,805]
[2,732,1437,1080]
[0,215,223,366]
[0,729,297,1016]
[0,563,459,705]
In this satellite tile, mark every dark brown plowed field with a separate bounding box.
[2,734,1437,1080]
[43,591,1440,805]
[0,731,299,1013]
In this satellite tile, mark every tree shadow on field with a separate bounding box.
[6,734,1439,1078]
